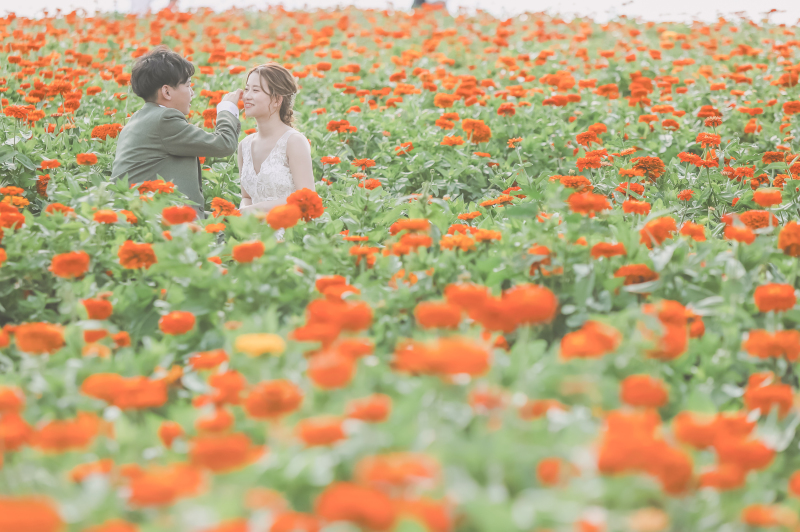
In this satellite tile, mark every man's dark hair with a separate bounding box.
[130,45,195,102]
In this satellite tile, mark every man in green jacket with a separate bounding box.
[111,45,241,220]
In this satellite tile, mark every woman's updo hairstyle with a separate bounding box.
[246,62,298,126]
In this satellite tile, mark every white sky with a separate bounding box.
[4,0,800,24]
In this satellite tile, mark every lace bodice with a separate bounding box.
[240,129,302,204]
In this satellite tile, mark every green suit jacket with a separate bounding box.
[111,102,241,219]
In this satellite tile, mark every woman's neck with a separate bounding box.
[254,115,288,137]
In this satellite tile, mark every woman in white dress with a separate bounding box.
[237,63,314,215]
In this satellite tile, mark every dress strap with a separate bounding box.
[278,130,298,162]
[242,134,254,172]
[279,129,296,145]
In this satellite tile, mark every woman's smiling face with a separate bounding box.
[243,71,279,119]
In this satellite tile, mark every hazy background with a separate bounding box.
[4,0,800,24]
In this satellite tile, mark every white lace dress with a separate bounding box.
[240,129,303,205]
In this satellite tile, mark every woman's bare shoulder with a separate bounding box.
[286,130,310,148]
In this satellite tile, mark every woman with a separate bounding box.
[237,63,314,216]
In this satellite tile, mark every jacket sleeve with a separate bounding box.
[159,108,241,158]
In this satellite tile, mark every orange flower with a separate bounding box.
[244,379,303,420]
[560,320,621,360]
[14,322,65,355]
[188,348,229,370]
[118,241,157,269]
[762,151,785,164]
[32,411,103,453]
[158,421,184,448]
[672,411,721,450]
[0,206,25,230]
[76,153,98,165]
[394,497,452,532]
[267,204,302,230]
[69,458,114,483]
[744,372,793,418]
[440,135,464,146]
[193,405,232,433]
[753,188,782,207]
[390,218,430,234]
[444,283,489,309]
[597,410,692,495]
[639,216,677,248]
[622,199,652,215]
[590,242,626,258]
[536,457,565,486]
[680,221,706,242]
[232,241,265,263]
[127,462,204,507]
[286,188,324,221]
[270,513,321,532]
[315,482,397,531]
[346,394,392,423]
[82,298,113,320]
[0,496,64,532]
[92,210,118,223]
[158,311,196,335]
[393,337,490,377]
[567,191,611,215]
[81,373,168,410]
[614,264,659,286]
[631,156,665,180]
[754,283,796,312]
[641,300,689,361]
[296,416,347,447]
[189,432,264,473]
[45,203,74,215]
[210,197,240,217]
[0,385,24,413]
[50,250,90,278]
[414,301,462,329]
[502,283,559,326]
[0,411,32,451]
[135,180,175,195]
[395,142,414,155]
[113,331,131,347]
[743,330,800,361]
[790,471,800,497]
[779,222,800,256]
[355,452,440,489]
[518,398,567,420]
[724,225,755,244]
[741,505,780,527]
[307,350,356,389]
[620,375,669,408]
[161,205,197,225]
[433,93,456,108]
[461,118,492,143]
[739,210,779,230]
[82,519,139,532]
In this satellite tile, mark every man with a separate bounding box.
[111,46,241,219]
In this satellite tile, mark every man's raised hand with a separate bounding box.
[222,89,243,103]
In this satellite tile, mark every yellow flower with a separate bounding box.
[628,508,669,532]
[234,333,286,357]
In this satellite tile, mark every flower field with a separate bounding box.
[4,4,800,531]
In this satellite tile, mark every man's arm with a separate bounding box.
[160,109,241,158]
[159,91,243,158]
